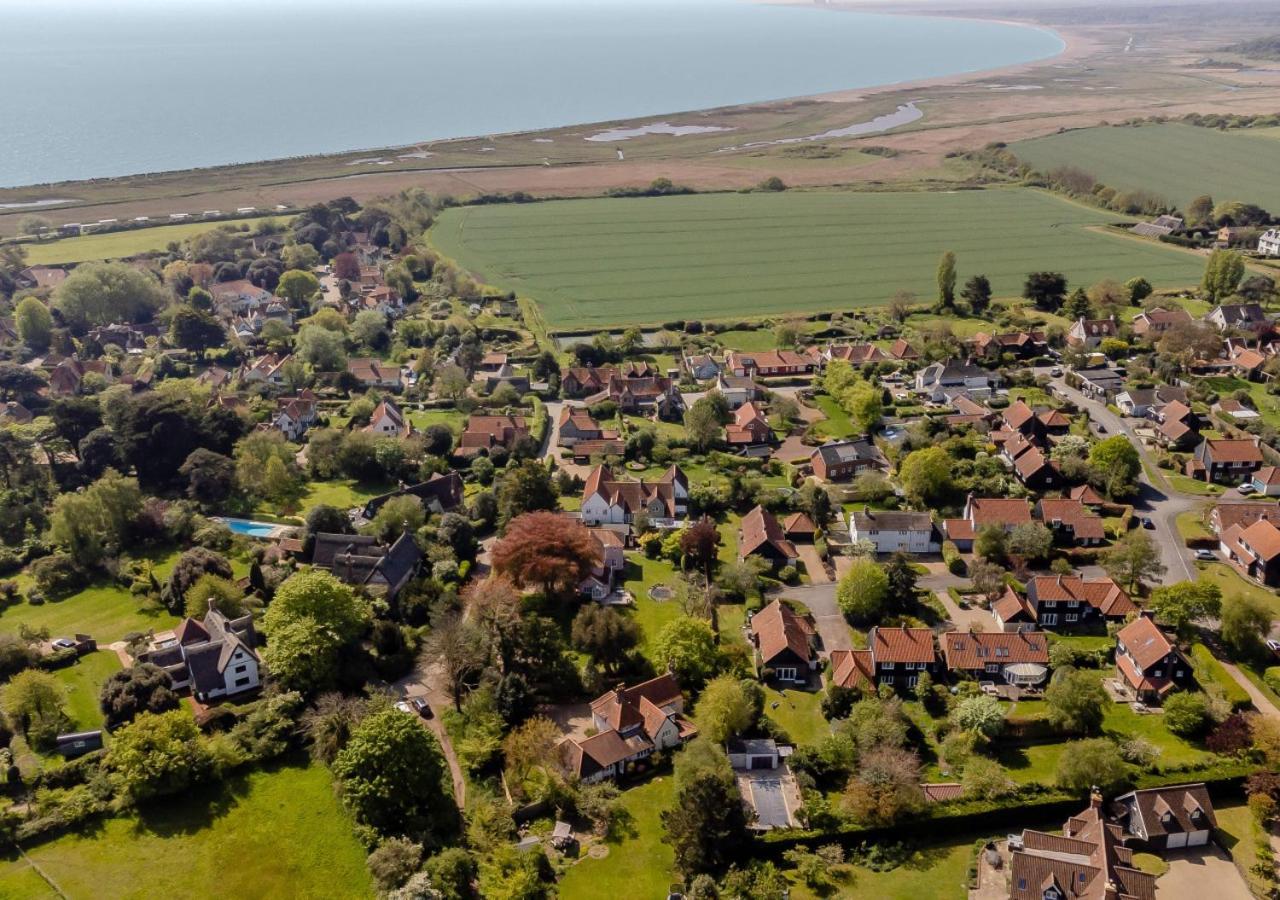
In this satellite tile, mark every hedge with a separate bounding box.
[942,540,965,575]
[1190,642,1253,711]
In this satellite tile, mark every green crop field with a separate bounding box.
[22,214,294,265]
[430,189,1206,328]
[1013,123,1280,212]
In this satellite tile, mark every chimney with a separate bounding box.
[1090,786,1103,810]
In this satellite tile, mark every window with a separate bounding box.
[1042,614,1058,626]
[882,675,894,685]
[235,677,251,687]
[1065,613,1078,623]
[1018,879,1027,891]
[234,665,247,674]
[776,667,797,682]
[1043,600,1057,608]
[906,675,918,688]
[1152,669,1162,677]
[882,662,895,670]
[985,663,999,673]
[1067,600,1078,608]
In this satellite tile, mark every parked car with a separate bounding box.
[1141,517,1155,529]
[1268,639,1280,658]
[1194,549,1216,561]
[396,698,432,719]
[1238,483,1256,494]
[1096,423,1107,434]
[51,638,75,650]
[1050,366,1063,377]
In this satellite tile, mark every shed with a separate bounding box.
[727,737,781,771]
[54,730,103,758]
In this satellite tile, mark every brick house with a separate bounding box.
[1114,613,1193,705]
[748,599,817,683]
[1185,437,1264,483]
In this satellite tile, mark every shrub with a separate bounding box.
[942,541,965,575]
[1265,667,1280,695]
[367,837,423,891]
[1163,692,1210,737]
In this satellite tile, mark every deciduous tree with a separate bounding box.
[491,511,600,597]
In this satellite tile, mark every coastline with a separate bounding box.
[0,7,1071,197]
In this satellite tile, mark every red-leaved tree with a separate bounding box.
[491,511,601,598]
[332,252,360,281]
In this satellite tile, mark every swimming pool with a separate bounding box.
[217,517,281,539]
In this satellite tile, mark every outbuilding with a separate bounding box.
[727,737,782,771]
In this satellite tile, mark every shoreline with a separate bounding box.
[0,7,1071,197]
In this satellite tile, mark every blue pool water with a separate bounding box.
[220,518,278,539]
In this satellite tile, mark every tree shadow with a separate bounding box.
[129,756,301,838]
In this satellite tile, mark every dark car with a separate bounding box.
[410,697,432,719]
[1141,517,1155,529]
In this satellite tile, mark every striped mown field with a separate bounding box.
[1013,123,1280,213]
[430,189,1206,328]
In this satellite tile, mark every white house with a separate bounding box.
[848,508,940,554]
[580,464,688,526]
[914,360,1000,401]
[364,399,413,438]
[1260,228,1280,257]
[140,606,260,701]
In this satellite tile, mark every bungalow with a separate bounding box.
[1230,346,1268,380]
[915,359,1001,400]
[561,675,697,783]
[1066,316,1118,350]
[364,399,414,438]
[1115,385,1188,418]
[580,464,688,526]
[557,407,618,447]
[809,437,887,482]
[942,495,1033,551]
[848,508,940,555]
[997,574,1135,631]
[1219,516,1280,586]
[1185,436,1264,483]
[738,506,798,566]
[749,599,817,683]
[725,402,774,447]
[724,349,817,378]
[1009,792,1156,900]
[969,331,1047,360]
[1207,303,1269,333]
[1114,613,1193,705]
[1131,307,1192,338]
[682,353,721,381]
[457,414,529,457]
[1131,214,1183,238]
[941,630,1049,685]
[1035,498,1105,546]
[1112,784,1216,852]
[360,472,464,520]
[1072,366,1126,401]
[713,373,765,410]
[139,605,260,702]
[347,357,403,390]
[888,338,920,361]
[1218,398,1262,422]
[822,343,888,366]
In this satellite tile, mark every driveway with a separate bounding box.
[1156,846,1252,900]
[935,589,996,632]
[795,544,830,584]
[783,583,853,654]
[393,662,467,808]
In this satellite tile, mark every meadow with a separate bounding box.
[23,215,292,265]
[1012,123,1280,212]
[430,189,1206,328]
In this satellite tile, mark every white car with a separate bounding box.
[1194,549,1216,561]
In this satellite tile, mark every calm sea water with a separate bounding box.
[0,0,1063,188]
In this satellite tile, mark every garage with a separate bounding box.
[1187,830,1209,847]
[727,738,780,771]
[1166,832,1188,849]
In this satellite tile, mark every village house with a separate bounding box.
[888,338,920,361]
[310,531,423,600]
[848,508,939,554]
[561,366,613,398]
[210,279,272,315]
[1131,306,1192,339]
[48,357,114,396]
[738,505,798,567]
[1008,790,1156,900]
[0,402,32,425]
[1131,213,1183,238]
[578,527,627,600]
[1248,466,1280,496]
[14,265,68,291]
[1112,784,1216,852]
[681,353,721,381]
[942,496,1034,552]
[714,373,765,410]
[1003,435,1061,490]
[808,437,887,482]
[1229,345,1268,381]
[579,464,688,526]
[1218,515,1280,586]
[347,357,403,390]
[1071,365,1126,401]
[748,599,817,683]
[995,574,1135,631]
[969,331,1047,360]
[1035,498,1105,546]
[270,390,318,440]
[1207,302,1269,333]
[560,675,696,783]
[1185,436,1264,482]
[358,473,464,523]
[195,365,233,391]
[1219,398,1263,423]
[724,349,817,378]
[1066,316,1118,350]
[586,374,684,420]
[1114,384,1188,418]
[1114,613,1193,705]
[140,605,260,702]
[364,398,414,438]
[1260,228,1280,257]
[457,414,529,457]
[940,630,1049,686]
[915,359,1002,400]
[829,627,939,691]
[556,407,618,447]
[821,343,888,366]
[239,353,292,386]
[725,402,774,448]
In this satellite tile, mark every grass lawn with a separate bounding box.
[1196,562,1280,618]
[1167,474,1224,496]
[559,776,674,900]
[430,189,1206,328]
[53,650,122,732]
[1214,802,1269,898]
[712,328,783,351]
[622,557,685,662]
[298,478,394,511]
[1202,375,1280,429]
[787,832,978,900]
[762,685,830,747]
[811,393,856,440]
[1131,852,1169,878]
[1013,123,1280,216]
[0,584,176,643]
[4,759,372,900]
[1175,509,1212,542]
[407,409,466,434]
[23,215,294,265]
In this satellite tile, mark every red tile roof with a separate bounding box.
[870,626,936,664]
[751,599,814,667]
[941,630,1048,670]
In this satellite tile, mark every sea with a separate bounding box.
[0,0,1064,189]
